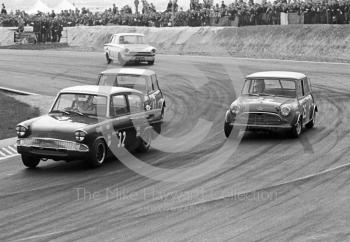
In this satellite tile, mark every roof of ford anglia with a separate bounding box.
[60,85,142,96]
[246,71,306,80]
[100,68,155,76]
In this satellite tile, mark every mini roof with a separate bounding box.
[246,71,306,80]
[100,68,155,76]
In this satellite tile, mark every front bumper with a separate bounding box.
[123,53,155,62]
[17,138,89,160]
[226,111,294,130]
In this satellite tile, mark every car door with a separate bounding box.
[105,35,116,58]
[127,93,149,150]
[110,94,134,150]
[151,74,164,110]
[296,79,309,125]
[302,78,314,121]
[144,76,156,110]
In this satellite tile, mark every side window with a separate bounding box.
[113,36,119,44]
[151,75,159,91]
[128,94,144,113]
[303,78,310,95]
[110,95,128,117]
[296,81,303,97]
[146,77,153,93]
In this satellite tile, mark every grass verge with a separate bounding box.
[0,92,40,139]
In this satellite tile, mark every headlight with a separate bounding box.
[16,125,28,137]
[280,105,291,116]
[230,103,241,114]
[125,48,130,53]
[75,130,87,142]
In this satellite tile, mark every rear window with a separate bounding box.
[98,75,116,86]
[98,74,148,92]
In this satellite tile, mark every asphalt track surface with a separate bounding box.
[0,49,350,241]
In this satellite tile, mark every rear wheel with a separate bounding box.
[88,139,107,168]
[306,111,316,129]
[137,128,152,152]
[22,155,40,168]
[106,53,112,64]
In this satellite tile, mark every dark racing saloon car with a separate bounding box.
[97,68,165,119]
[16,86,162,168]
[224,71,318,138]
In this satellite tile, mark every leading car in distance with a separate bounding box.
[224,71,318,138]
[16,86,162,168]
[104,33,156,65]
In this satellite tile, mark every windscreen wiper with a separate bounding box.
[49,110,70,115]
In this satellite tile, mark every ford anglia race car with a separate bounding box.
[224,71,318,138]
[16,86,163,168]
[104,33,156,65]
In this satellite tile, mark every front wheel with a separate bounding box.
[290,117,302,138]
[224,122,233,138]
[22,155,40,168]
[118,54,126,66]
[88,139,107,168]
[106,53,112,64]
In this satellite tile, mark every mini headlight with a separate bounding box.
[16,125,28,137]
[75,130,87,142]
[230,104,241,114]
[280,105,291,116]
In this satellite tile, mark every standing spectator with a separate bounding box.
[112,3,117,14]
[134,0,140,13]
[173,0,178,12]
[50,10,56,18]
[1,3,6,15]
[166,0,173,12]
[17,16,24,32]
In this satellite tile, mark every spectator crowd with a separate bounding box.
[0,0,349,35]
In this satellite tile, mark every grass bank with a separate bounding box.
[0,92,40,139]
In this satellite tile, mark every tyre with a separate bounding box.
[153,122,162,134]
[148,60,155,65]
[290,117,302,138]
[88,139,107,168]
[224,122,232,138]
[306,111,316,129]
[160,106,165,120]
[22,155,40,168]
[137,128,152,153]
[118,54,126,66]
[106,53,112,64]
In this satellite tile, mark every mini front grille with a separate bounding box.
[238,112,282,125]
